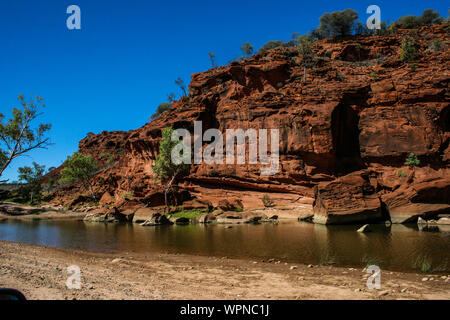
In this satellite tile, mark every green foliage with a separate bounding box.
[310,28,325,41]
[240,42,254,58]
[0,95,52,178]
[297,35,314,82]
[317,9,359,37]
[261,194,275,208]
[405,153,420,168]
[175,77,187,96]
[150,102,171,120]
[100,152,115,166]
[170,209,204,219]
[152,127,189,182]
[353,21,369,35]
[167,93,176,103]
[361,254,382,267]
[297,35,313,57]
[100,152,112,160]
[428,38,443,52]
[46,177,56,192]
[409,62,418,72]
[59,152,100,199]
[397,169,407,178]
[318,252,337,266]
[370,71,379,78]
[420,9,443,25]
[376,22,391,36]
[396,15,422,29]
[354,21,390,36]
[0,150,7,171]
[291,32,300,42]
[17,162,46,203]
[259,40,285,53]
[121,191,133,200]
[392,9,443,29]
[400,37,418,62]
[413,255,432,273]
[208,52,217,68]
[235,206,243,212]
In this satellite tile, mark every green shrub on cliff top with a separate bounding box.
[150,102,171,120]
[208,51,217,68]
[317,9,359,37]
[420,9,443,25]
[175,77,188,97]
[391,9,443,29]
[259,40,286,53]
[241,42,254,59]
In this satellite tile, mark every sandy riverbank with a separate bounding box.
[0,202,85,221]
[0,241,448,300]
[0,211,85,221]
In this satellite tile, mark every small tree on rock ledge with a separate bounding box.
[297,35,314,83]
[405,153,420,169]
[240,42,254,59]
[404,153,420,183]
[400,37,418,62]
[152,127,189,210]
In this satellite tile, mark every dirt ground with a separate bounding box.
[0,241,448,300]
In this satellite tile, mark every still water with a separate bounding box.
[0,220,449,272]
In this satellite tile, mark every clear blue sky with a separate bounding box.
[0,0,448,181]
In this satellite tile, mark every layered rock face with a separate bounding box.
[53,24,450,224]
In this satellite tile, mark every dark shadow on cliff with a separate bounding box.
[331,104,365,175]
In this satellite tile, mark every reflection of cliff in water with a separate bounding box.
[0,220,449,272]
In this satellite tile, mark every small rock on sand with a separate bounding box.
[378,290,389,296]
[111,258,123,264]
[357,224,371,233]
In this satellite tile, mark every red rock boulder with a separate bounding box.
[313,171,383,224]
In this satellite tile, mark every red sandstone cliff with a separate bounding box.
[52,24,450,224]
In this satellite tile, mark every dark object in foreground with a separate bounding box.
[0,288,26,301]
